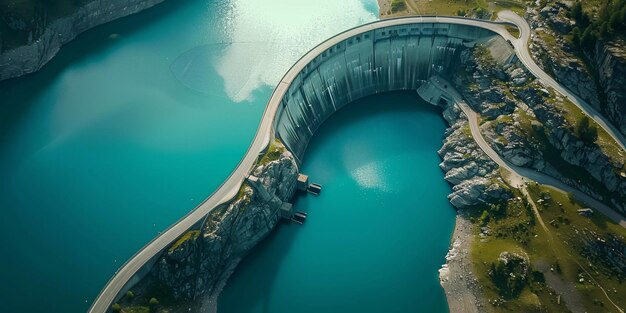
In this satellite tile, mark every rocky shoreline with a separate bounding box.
[0,0,166,81]
[439,213,482,313]
[115,140,299,312]
[433,93,509,313]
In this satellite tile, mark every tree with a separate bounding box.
[480,210,490,226]
[599,22,609,39]
[149,298,159,306]
[490,252,529,298]
[580,26,597,50]
[390,0,406,13]
[111,303,122,312]
[570,1,583,20]
[126,290,135,299]
[571,27,581,46]
[576,116,598,144]
[599,0,610,21]
[610,11,621,32]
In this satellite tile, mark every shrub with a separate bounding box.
[490,252,529,298]
[576,116,598,144]
[391,0,406,13]
[480,210,490,226]
[111,303,122,312]
[149,297,159,306]
[126,290,135,299]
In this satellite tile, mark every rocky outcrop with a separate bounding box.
[150,145,298,302]
[526,4,601,110]
[490,251,529,297]
[435,92,512,209]
[595,40,626,137]
[514,86,626,213]
[0,0,165,80]
[527,3,626,138]
[456,41,626,215]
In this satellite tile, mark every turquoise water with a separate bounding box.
[0,0,377,312]
[219,91,455,313]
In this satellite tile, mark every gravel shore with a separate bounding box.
[438,212,483,313]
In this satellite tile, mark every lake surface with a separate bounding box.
[218,91,455,313]
[0,0,453,312]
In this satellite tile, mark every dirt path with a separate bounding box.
[522,184,623,313]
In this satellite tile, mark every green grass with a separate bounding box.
[120,306,150,313]
[168,230,200,253]
[531,120,625,210]
[536,28,559,48]
[506,25,521,38]
[258,138,285,165]
[469,178,626,312]
[558,98,625,166]
[394,0,525,18]
[470,189,567,311]
[526,184,626,311]
[507,86,626,211]
[391,0,407,13]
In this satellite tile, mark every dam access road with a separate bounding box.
[89,12,626,313]
[428,75,626,228]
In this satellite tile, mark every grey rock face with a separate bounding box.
[0,0,165,80]
[151,149,298,301]
[455,40,626,215]
[436,102,512,209]
[595,40,626,137]
[526,8,601,110]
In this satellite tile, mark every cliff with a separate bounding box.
[454,40,626,215]
[527,3,626,139]
[137,141,298,309]
[526,5,601,110]
[0,0,165,80]
[595,40,626,138]
[436,99,512,209]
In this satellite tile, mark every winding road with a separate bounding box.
[429,76,626,228]
[497,11,626,151]
[89,12,626,313]
[429,75,625,312]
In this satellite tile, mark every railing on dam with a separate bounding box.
[90,16,512,313]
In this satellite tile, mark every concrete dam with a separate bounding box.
[90,17,517,313]
[274,21,499,161]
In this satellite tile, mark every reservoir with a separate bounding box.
[0,0,453,312]
[219,91,454,313]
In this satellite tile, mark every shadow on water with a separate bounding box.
[218,221,300,313]
[0,0,190,147]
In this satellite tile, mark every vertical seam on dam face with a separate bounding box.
[89,17,512,313]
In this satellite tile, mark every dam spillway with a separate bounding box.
[273,22,498,161]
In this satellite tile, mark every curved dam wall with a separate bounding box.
[92,18,513,313]
[273,22,497,161]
